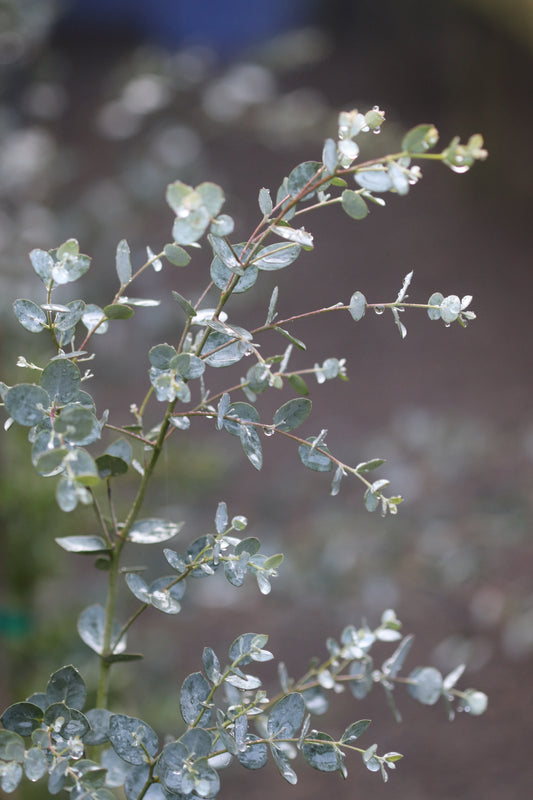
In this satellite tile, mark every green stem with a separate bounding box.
[95,398,177,709]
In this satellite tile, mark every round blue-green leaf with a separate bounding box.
[288,374,309,396]
[108,714,159,765]
[223,402,259,436]
[148,576,185,614]
[13,299,47,333]
[1,761,23,793]
[67,448,100,485]
[149,343,178,370]
[402,123,438,154]
[77,604,126,656]
[29,248,53,284]
[239,424,263,470]
[237,735,268,770]
[341,190,369,220]
[267,693,305,739]
[298,438,332,472]
[179,728,214,758]
[1,703,44,737]
[46,665,86,710]
[301,687,328,715]
[54,405,98,443]
[125,574,150,603]
[388,162,410,195]
[0,731,25,762]
[457,689,488,716]
[252,242,301,271]
[322,137,339,176]
[5,384,49,426]
[34,446,67,477]
[287,161,321,199]
[126,518,184,544]
[211,253,258,294]
[172,353,205,380]
[427,292,444,320]
[55,300,85,332]
[302,732,340,772]
[96,454,129,479]
[348,658,374,699]
[84,709,112,746]
[273,398,311,432]
[439,295,461,324]
[40,359,81,404]
[349,291,367,322]
[202,331,251,367]
[202,648,221,683]
[124,765,151,800]
[270,743,297,784]
[103,304,134,320]
[56,477,80,512]
[82,304,109,334]
[341,719,371,744]
[179,672,213,726]
[115,239,132,286]
[228,632,267,666]
[407,666,443,705]
[164,243,191,266]
[24,747,48,782]
[106,438,132,463]
[355,169,393,192]
[173,207,210,245]
[197,181,225,216]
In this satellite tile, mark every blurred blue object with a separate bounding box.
[58,0,318,55]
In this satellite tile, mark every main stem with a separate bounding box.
[95,399,177,709]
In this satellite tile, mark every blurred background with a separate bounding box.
[1,1,532,798]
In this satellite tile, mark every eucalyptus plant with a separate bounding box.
[0,107,488,799]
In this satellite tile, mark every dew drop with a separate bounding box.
[372,105,380,111]
[263,427,275,437]
[372,127,381,135]
[450,164,470,174]
[374,305,385,315]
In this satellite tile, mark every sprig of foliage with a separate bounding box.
[0,106,488,797]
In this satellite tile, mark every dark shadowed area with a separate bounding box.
[1,1,532,798]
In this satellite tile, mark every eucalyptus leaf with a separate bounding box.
[251,242,301,271]
[238,735,268,770]
[41,359,81,405]
[267,693,305,739]
[179,672,213,726]
[298,437,332,472]
[103,304,134,320]
[127,518,183,544]
[273,398,311,432]
[77,604,126,656]
[355,169,393,192]
[13,299,47,333]
[287,161,321,200]
[341,190,369,220]
[239,424,263,471]
[407,667,443,705]
[5,384,49,427]
[164,243,191,266]
[115,239,132,286]
[258,187,272,216]
[302,732,340,773]
[341,719,371,743]
[1,703,44,737]
[55,535,109,554]
[108,714,159,765]
[349,292,366,321]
